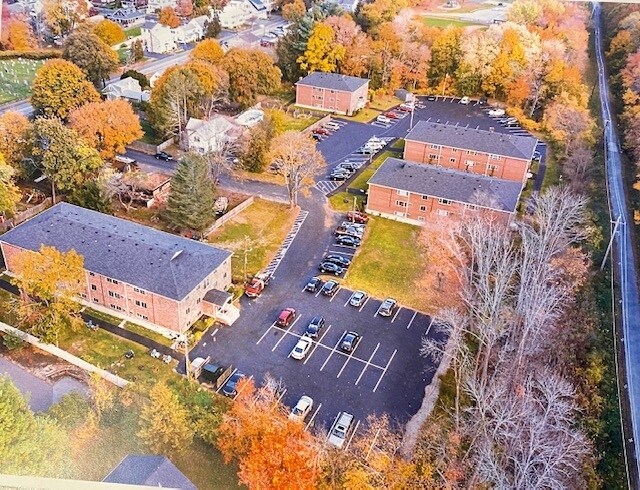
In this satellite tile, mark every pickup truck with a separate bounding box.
[244,272,272,298]
[189,356,210,378]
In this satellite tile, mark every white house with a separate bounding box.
[106,7,146,27]
[146,0,177,14]
[185,117,236,153]
[217,0,253,29]
[331,0,360,13]
[172,15,208,44]
[103,77,150,103]
[142,23,177,54]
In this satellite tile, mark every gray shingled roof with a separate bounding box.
[368,158,522,213]
[296,72,369,93]
[203,288,232,306]
[406,121,537,160]
[103,455,196,489]
[0,203,231,301]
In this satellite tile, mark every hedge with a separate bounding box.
[0,50,62,60]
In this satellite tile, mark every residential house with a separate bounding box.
[142,22,177,53]
[295,72,369,116]
[0,203,237,333]
[104,455,196,489]
[217,0,253,29]
[185,116,236,154]
[102,77,150,103]
[106,7,146,27]
[331,0,360,12]
[146,0,176,13]
[366,157,522,226]
[120,171,171,207]
[172,15,208,44]
[404,121,538,183]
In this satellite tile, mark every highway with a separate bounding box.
[594,3,640,487]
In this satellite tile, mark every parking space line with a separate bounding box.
[211,327,219,338]
[320,332,345,371]
[336,340,360,378]
[359,296,369,312]
[406,311,418,330]
[306,402,322,430]
[256,322,277,345]
[277,387,287,402]
[391,307,402,323]
[343,295,351,307]
[315,288,323,298]
[329,287,341,302]
[373,349,397,393]
[345,420,360,450]
[425,316,435,335]
[216,367,237,393]
[304,325,332,365]
[355,342,380,385]
[329,249,355,256]
[272,316,300,352]
[233,374,254,400]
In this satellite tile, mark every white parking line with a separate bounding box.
[343,295,352,307]
[320,332,345,371]
[373,349,397,393]
[329,287,341,302]
[306,402,322,430]
[211,328,219,338]
[272,316,300,352]
[425,317,435,336]
[391,307,402,323]
[406,311,418,330]
[336,340,360,378]
[304,324,332,365]
[217,367,237,393]
[315,288,323,298]
[355,342,380,385]
[277,387,287,402]
[329,249,355,256]
[359,296,369,312]
[345,420,360,450]
[256,321,277,345]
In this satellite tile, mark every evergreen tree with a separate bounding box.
[165,153,217,232]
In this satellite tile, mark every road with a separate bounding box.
[0,15,288,117]
[594,3,640,486]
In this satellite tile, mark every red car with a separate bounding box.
[276,308,296,328]
[346,211,369,224]
[312,127,330,136]
[384,111,399,119]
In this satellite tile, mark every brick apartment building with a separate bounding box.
[404,122,538,183]
[366,158,522,225]
[0,203,235,333]
[295,72,369,116]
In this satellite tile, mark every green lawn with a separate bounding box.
[391,139,405,150]
[349,150,395,191]
[345,217,429,312]
[125,26,142,38]
[340,107,381,123]
[421,16,479,28]
[124,321,173,347]
[0,59,45,104]
[207,199,296,283]
[329,192,365,212]
[84,307,122,325]
[542,150,561,189]
[369,94,401,111]
[281,111,320,131]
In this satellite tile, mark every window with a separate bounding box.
[488,164,498,176]
[421,194,429,200]
[450,157,456,163]
[329,97,334,102]
[93,298,99,303]
[133,287,145,294]
[438,198,451,205]
[429,154,439,161]
[437,209,450,217]
[452,148,458,152]
[464,203,478,210]
[108,291,121,299]
[186,307,191,315]
[419,205,426,211]
[80,293,87,298]
[395,200,408,207]
[197,297,201,304]
[91,284,97,291]
[418,216,425,222]
[396,189,408,196]
[490,154,501,160]
[89,272,95,277]
[136,314,149,321]
[430,144,441,149]
[106,278,119,285]
[135,300,147,308]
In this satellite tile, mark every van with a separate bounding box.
[328,411,354,448]
[323,121,340,131]
[376,115,391,124]
[114,155,136,165]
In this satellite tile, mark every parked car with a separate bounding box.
[533,151,542,161]
[328,411,354,448]
[329,172,350,181]
[478,96,488,105]
[347,211,369,224]
[324,254,351,267]
[312,127,330,135]
[340,221,365,231]
[290,336,312,360]
[260,38,275,47]
[323,121,341,131]
[336,235,361,247]
[289,395,314,421]
[305,276,323,293]
[222,371,245,397]
[305,316,325,338]
[426,94,436,101]
[459,96,470,104]
[488,108,506,117]
[337,162,360,171]
[319,261,345,275]
[398,103,414,112]
[321,279,339,296]
[378,298,397,317]
[339,331,360,352]
[357,146,376,154]
[376,115,391,124]
[276,307,296,327]
[384,111,399,119]
[312,133,322,141]
[349,290,368,307]
[264,31,278,39]
[335,224,364,237]
[155,151,174,161]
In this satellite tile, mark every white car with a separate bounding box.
[459,96,470,104]
[488,108,506,117]
[328,411,354,448]
[290,337,312,360]
[289,395,314,421]
[376,115,391,124]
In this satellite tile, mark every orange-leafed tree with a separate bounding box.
[92,19,126,46]
[175,0,193,17]
[216,379,322,489]
[190,38,224,65]
[0,111,32,169]
[3,17,38,50]
[159,6,180,28]
[68,99,143,160]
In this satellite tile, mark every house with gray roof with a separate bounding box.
[0,203,237,333]
[106,7,146,27]
[404,121,537,183]
[295,72,369,116]
[366,157,522,226]
[103,455,196,489]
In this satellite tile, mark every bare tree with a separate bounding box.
[202,137,240,184]
[268,131,326,208]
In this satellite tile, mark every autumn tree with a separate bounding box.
[138,382,194,455]
[0,377,71,477]
[0,154,21,219]
[282,0,305,22]
[121,69,150,89]
[269,131,325,208]
[69,99,143,160]
[240,112,281,173]
[185,60,230,117]
[221,48,282,107]
[190,38,224,64]
[31,59,100,119]
[358,0,408,32]
[11,246,85,345]
[92,19,126,46]
[132,39,145,62]
[3,17,38,50]
[428,27,463,92]
[0,111,32,170]
[176,0,194,17]
[217,378,322,489]
[543,97,594,155]
[43,0,88,37]
[63,29,119,87]
[165,153,217,232]
[31,117,103,202]
[204,16,221,39]
[297,23,345,74]
[159,6,181,28]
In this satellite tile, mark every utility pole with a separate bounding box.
[601,215,622,271]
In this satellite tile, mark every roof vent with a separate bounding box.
[171,250,184,261]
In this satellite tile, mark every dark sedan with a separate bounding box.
[319,261,345,275]
[305,316,325,338]
[222,371,245,397]
[321,280,339,296]
[155,151,174,161]
[305,276,323,293]
[336,235,361,247]
[324,254,351,267]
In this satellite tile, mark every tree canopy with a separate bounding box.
[93,19,126,46]
[221,48,282,108]
[190,38,225,65]
[62,29,119,87]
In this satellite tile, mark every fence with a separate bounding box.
[0,197,53,233]
[127,136,174,155]
[302,114,333,134]
[202,196,255,238]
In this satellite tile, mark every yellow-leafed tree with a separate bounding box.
[93,19,126,46]
[297,23,345,74]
